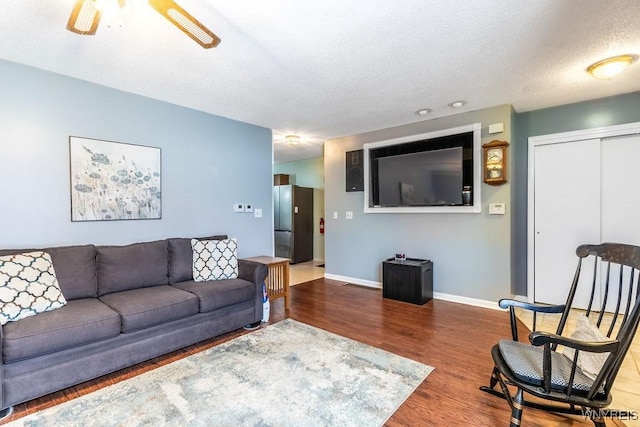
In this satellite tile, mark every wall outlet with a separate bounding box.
[234,203,244,212]
[333,211,338,219]
[254,208,262,218]
[346,211,353,219]
[245,204,253,213]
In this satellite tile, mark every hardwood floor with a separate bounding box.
[0,279,628,426]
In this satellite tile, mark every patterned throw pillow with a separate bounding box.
[0,251,67,325]
[191,238,238,281]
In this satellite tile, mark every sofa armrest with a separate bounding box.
[238,260,268,286]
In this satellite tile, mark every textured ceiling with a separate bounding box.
[1,0,639,163]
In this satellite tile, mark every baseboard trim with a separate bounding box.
[432,292,502,311]
[324,273,381,289]
[323,273,502,310]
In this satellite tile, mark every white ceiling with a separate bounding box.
[1,1,639,163]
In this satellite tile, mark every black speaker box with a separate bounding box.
[345,149,364,192]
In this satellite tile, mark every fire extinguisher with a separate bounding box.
[319,217,325,234]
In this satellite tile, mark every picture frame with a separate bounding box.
[69,136,162,221]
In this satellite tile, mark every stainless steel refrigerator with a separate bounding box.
[274,185,313,263]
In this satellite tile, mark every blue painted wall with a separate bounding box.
[512,91,640,296]
[0,59,273,258]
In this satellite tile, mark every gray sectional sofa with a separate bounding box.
[0,235,268,416]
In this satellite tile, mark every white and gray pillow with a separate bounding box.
[191,238,238,281]
[0,251,67,325]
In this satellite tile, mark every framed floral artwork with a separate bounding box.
[69,136,161,221]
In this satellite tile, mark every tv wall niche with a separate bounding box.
[363,123,482,213]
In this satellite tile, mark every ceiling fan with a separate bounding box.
[66,0,221,48]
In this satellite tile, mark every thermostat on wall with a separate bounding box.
[489,203,506,215]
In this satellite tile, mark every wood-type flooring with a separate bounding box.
[0,278,628,426]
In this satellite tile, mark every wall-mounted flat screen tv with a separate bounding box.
[375,146,464,206]
[366,129,476,210]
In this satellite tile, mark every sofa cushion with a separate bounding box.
[45,245,98,299]
[1,298,120,362]
[97,240,169,296]
[0,251,67,326]
[100,285,198,333]
[192,238,238,281]
[173,279,255,313]
[0,245,97,300]
[167,235,227,284]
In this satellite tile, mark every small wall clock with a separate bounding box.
[482,140,509,185]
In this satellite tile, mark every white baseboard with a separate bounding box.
[432,292,502,311]
[323,273,381,289]
[323,273,502,310]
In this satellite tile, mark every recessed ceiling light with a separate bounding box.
[449,101,465,108]
[415,108,431,116]
[587,54,637,79]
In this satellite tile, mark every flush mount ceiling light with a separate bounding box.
[449,100,465,108]
[587,54,637,79]
[286,135,301,146]
[415,108,432,116]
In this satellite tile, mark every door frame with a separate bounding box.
[527,122,640,303]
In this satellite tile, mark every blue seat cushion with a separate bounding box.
[2,298,120,362]
[173,279,255,313]
[498,340,602,394]
[100,286,198,333]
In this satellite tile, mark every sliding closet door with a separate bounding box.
[600,134,640,312]
[533,139,601,307]
[601,134,640,244]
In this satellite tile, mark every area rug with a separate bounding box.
[9,319,433,426]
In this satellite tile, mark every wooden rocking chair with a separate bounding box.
[481,243,640,426]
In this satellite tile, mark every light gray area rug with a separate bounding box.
[10,319,433,426]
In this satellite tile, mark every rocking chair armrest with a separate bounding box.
[498,299,565,314]
[498,299,565,341]
[529,331,619,353]
[498,299,565,342]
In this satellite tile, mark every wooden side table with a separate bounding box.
[244,256,291,310]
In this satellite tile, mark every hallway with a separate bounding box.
[289,261,324,285]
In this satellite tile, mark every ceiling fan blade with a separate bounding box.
[148,0,221,48]
[67,0,102,35]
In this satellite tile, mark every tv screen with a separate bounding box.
[368,131,474,207]
[376,147,462,206]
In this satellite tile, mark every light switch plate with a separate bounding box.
[245,204,253,213]
[254,208,262,218]
[333,211,338,219]
[234,203,244,212]
[346,211,353,219]
[489,203,506,215]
